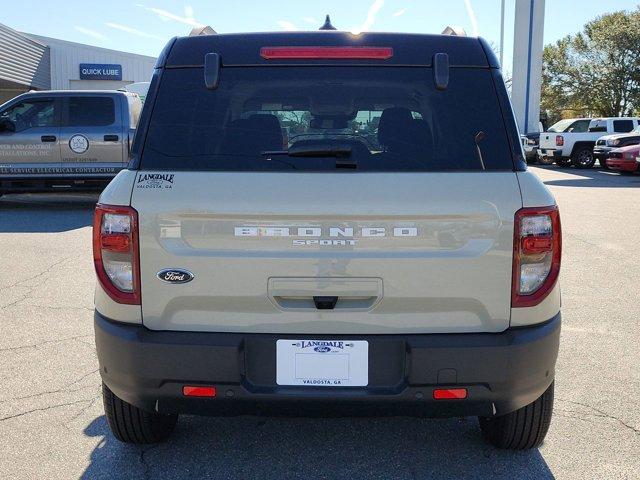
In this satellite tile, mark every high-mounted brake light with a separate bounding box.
[260,46,393,60]
[512,206,561,308]
[93,204,140,305]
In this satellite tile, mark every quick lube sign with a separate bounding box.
[79,63,122,80]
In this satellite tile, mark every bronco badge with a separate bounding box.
[157,269,194,284]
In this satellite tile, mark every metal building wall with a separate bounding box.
[0,23,50,101]
[25,34,156,90]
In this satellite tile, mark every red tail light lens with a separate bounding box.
[555,135,564,147]
[183,386,217,397]
[433,388,468,400]
[93,204,140,305]
[260,46,393,60]
[512,206,561,308]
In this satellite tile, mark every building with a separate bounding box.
[0,23,156,104]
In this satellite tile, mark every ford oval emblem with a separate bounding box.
[157,269,194,284]
[314,346,331,353]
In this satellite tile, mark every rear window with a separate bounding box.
[141,67,514,171]
[66,97,115,127]
[547,119,589,133]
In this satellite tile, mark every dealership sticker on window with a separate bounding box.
[136,172,175,189]
[69,134,89,154]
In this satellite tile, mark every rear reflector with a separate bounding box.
[260,46,393,60]
[183,386,217,397]
[433,388,468,400]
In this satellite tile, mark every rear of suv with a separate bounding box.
[93,31,562,450]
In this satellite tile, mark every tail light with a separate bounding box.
[512,206,561,308]
[93,204,140,305]
[555,135,564,147]
[260,46,393,60]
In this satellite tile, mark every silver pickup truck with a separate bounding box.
[0,90,141,195]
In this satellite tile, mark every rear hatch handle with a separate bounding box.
[268,277,383,312]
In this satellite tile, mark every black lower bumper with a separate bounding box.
[95,312,560,418]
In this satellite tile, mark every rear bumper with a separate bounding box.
[538,149,563,159]
[95,311,561,418]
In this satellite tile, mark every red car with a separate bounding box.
[606,144,640,173]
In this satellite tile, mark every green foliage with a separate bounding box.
[542,9,640,124]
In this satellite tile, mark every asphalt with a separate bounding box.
[0,167,638,479]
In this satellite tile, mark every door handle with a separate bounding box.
[41,135,56,142]
[104,134,119,142]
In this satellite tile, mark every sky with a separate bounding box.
[2,0,639,73]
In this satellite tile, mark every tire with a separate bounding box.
[555,157,572,168]
[600,158,609,170]
[478,382,554,450]
[537,156,555,165]
[571,147,595,168]
[102,383,178,444]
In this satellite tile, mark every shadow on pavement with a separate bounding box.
[0,193,96,233]
[82,414,554,480]
[533,165,640,188]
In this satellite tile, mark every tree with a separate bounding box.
[541,9,640,124]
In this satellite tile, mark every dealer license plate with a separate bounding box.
[276,339,368,386]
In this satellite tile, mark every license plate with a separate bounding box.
[276,339,368,386]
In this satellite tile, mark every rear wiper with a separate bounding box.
[262,145,352,158]
[474,131,486,171]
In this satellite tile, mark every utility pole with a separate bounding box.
[499,0,505,68]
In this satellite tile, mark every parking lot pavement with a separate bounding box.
[0,169,638,480]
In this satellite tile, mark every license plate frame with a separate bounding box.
[276,339,369,387]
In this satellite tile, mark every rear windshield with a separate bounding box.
[547,119,590,133]
[141,67,513,171]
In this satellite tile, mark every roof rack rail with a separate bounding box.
[189,26,217,36]
[441,26,467,36]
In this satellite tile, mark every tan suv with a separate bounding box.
[93,30,562,449]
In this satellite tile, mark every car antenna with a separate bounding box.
[319,15,337,30]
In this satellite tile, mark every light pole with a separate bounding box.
[499,0,505,68]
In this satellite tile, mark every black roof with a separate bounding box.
[159,32,498,68]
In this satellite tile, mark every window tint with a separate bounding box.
[141,67,514,171]
[613,120,634,133]
[66,97,115,127]
[0,99,55,132]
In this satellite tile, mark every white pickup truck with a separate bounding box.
[539,117,640,168]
